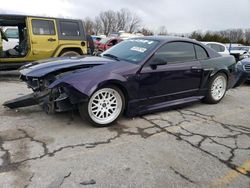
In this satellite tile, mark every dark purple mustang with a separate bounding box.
[4,36,248,126]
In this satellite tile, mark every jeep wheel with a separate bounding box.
[60,51,80,57]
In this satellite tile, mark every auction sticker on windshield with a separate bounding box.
[130,46,147,53]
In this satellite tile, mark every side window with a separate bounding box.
[5,28,19,39]
[208,44,224,52]
[152,42,196,63]
[194,45,209,60]
[60,21,80,36]
[219,45,225,52]
[32,20,55,35]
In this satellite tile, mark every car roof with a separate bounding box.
[134,36,221,58]
[0,14,81,22]
[133,35,199,43]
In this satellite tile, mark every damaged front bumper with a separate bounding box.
[3,90,50,109]
[3,83,89,114]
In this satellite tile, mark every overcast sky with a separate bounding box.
[1,0,250,33]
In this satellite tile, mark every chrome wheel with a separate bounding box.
[211,75,227,101]
[88,88,123,125]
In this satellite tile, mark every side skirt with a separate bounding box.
[126,96,204,117]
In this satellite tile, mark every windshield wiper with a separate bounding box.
[103,54,120,61]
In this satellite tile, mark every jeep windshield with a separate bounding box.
[101,39,159,64]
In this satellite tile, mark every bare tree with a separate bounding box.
[127,11,141,33]
[83,17,94,35]
[92,17,102,35]
[115,8,129,31]
[138,27,154,36]
[99,10,117,36]
[157,26,168,35]
[245,29,250,44]
[84,9,142,36]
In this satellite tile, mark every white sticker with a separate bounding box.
[128,39,154,45]
[130,46,147,53]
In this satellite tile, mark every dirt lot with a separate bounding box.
[0,80,249,188]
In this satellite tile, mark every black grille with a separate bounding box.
[244,64,250,73]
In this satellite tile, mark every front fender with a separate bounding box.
[49,72,127,98]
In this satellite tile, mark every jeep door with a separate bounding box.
[27,17,58,59]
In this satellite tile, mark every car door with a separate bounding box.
[27,17,58,59]
[138,41,203,106]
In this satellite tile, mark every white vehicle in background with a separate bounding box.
[2,27,19,51]
[109,31,144,40]
[229,46,250,61]
[225,43,243,49]
[202,42,230,56]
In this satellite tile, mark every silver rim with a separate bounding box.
[211,75,227,101]
[88,88,123,125]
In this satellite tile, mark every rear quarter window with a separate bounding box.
[194,45,209,60]
[60,21,80,36]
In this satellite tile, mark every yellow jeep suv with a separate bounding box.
[0,14,87,70]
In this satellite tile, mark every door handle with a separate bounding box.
[48,38,56,42]
[191,66,202,72]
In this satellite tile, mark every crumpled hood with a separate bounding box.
[48,58,139,97]
[20,56,114,77]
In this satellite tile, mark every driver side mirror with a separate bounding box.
[149,57,167,69]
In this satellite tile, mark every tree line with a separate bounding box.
[189,29,250,45]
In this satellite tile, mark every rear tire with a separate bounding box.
[60,51,80,57]
[203,73,227,104]
[79,86,125,127]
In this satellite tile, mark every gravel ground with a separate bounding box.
[0,80,249,188]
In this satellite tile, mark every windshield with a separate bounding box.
[101,39,159,63]
[99,37,112,44]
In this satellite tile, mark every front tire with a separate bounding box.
[203,73,227,104]
[79,86,125,127]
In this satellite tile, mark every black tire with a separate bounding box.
[60,51,80,57]
[79,85,125,127]
[203,73,227,104]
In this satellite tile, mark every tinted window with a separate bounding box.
[60,21,80,36]
[32,20,55,35]
[5,28,19,39]
[194,45,208,59]
[153,42,196,63]
[207,44,225,52]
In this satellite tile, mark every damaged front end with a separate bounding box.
[3,74,88,114]
[44,83,88,114]
[3,56,111,112]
